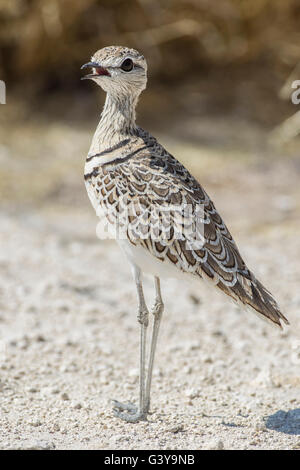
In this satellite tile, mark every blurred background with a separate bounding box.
[0,1,300,449]
[1,0,300,209]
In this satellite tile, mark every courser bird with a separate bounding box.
[81,46,289,423]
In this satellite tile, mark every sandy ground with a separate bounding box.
[0,113,300,450]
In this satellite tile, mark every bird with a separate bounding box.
[81,45,289,423]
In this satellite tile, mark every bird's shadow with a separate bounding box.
[265,409,300,435]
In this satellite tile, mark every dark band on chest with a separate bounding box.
[102,146,149,168]
[84,168,99,181]
[86,138,131,162]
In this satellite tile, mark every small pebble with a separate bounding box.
[206,439,224,450]
[73,403,82,409]
[168,425,184,434]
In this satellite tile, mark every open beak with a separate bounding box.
[81,62,110,80]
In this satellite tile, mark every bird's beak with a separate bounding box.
[81,62,110,80]
[81,62,99,70]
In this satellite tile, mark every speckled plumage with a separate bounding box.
[82,46,288,422]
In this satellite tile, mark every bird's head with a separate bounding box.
[81,46,147,97]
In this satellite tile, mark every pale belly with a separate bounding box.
[117,239,188,280]
[86,178,190,280]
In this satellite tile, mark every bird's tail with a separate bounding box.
[218,270,289,329]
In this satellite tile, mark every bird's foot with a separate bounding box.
[112,400,147,423]
[151,301,164,318]
[112,400,137,413]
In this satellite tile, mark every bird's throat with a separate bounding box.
[96,92,139,147]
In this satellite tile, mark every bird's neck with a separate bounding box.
[90,92,139,154]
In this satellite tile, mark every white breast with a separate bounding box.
[117,238,188,280]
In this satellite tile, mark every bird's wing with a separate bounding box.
[92,147,288,328]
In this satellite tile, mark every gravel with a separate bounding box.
[0,117,299,449]
[0,198,299,450]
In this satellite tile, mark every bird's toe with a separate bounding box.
[112,400,137,413]
[112,400,148,422]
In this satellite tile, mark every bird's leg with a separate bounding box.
[113,266,149,422]
[144,276,164,414]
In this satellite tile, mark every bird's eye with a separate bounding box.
[121,58,133,72]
